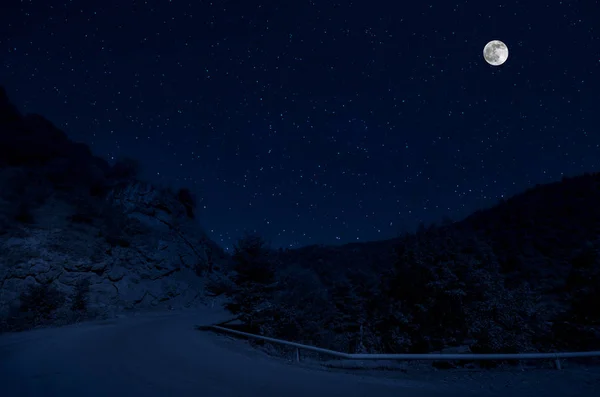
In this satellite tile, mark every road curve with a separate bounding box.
[0,307,481,397]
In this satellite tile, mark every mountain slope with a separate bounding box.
[223,175,600,355]
[0,86,227,331]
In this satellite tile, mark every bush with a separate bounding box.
[231,233,275,285]
[226,233,277,328]
[71,278,91,313]
[177,187,197,219]
[108,157,139,180]
[206,273,236,296]
[380,225,543,354]
[4,282,66,331]
[14,201,34,223]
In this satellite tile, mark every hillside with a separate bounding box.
[0,86,229,331]
[221,175,600,356]
[458,175,600,289]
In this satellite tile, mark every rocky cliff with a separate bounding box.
[0,86,227,329]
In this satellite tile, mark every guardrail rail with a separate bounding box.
[202,324,600,370]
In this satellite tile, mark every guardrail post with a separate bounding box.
[554,355,562,370]
[295,348,300,362]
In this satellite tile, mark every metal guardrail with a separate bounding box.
[206,325,600,370]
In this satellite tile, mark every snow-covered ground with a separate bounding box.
[0,306,598,397]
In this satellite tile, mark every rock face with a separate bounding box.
[0,86,226,324]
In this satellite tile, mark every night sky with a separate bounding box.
[1,1,599,249]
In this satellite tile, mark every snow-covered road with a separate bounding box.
[0,307,596,397]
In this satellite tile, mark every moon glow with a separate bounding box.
[483,40,509,66]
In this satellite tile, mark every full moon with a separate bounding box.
[483,40,509,66]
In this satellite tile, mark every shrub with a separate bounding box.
[14,201,34,223]
[381,225,543,354]
[177,187,197,219]
[4,282,66,331]
[226,233,276,328]
[108,157,139,180]
[231,233,275,285]
[70,278,91,313]
[206,273,236,296]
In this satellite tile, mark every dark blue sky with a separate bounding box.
[1,0,599,249]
